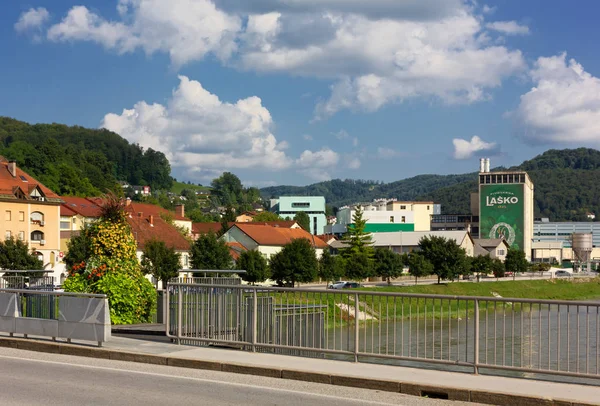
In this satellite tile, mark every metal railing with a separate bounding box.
[166,283,600,381]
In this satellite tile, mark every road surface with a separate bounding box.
[0,347,479,406]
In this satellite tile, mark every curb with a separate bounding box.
[0,336,594,406]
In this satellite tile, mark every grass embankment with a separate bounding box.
[266,279,600,329]
[170,181,211,195]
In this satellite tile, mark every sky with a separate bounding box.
[2,1,600,187]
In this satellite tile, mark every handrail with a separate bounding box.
[0,288,107,298]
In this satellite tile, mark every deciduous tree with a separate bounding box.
[270,239,318,287]
[407,252,433,285]
[141,239,181,289]
[318,250,345,284]
[293,211,311,232]
[190,231,232,272]
[373,248,404,285]
[237,250,270,284]
[418,236,468,283]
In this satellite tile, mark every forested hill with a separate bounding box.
[262,148,600,222]
[0,117,173,196]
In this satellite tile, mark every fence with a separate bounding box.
[166,283,600,381]
[0,288,110,346]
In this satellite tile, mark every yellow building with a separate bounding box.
[0,158,62,277]
[386,201,435,231]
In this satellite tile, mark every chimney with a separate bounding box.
[138,212,143,218]
[175,204,185,218]
[8,161,16,177]
[479,158,485,173]
[125,197,131,206]
[149,215,154,226]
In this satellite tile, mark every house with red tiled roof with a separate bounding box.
[226,242,247,261]
[221,223,328,260]
[127,213,192,271]
[191,220,300,240]
[124,199,192,234]
[0,158,64,278]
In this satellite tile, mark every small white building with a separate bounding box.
[371,230,475,257]
[473,238,510,261]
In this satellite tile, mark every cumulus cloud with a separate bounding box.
[47,1,241,66]
[296,147,340,180]
[514,53,600,145]
[15,7,50,34]
[377,147,403,159]
[41,1,525,117]
[102,76,291,181]
[486,21,529,35]
[452,136,498,159]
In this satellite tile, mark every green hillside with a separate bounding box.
[171,181,211,195]
[0,117,173,196]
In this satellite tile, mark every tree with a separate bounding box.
[505,249,529,280]
[318,250,345,284]
[270,239,318,287]
[252,211,282,222]
[190,231,232,271]
[418,236,468,283]
[373,248,404,285]
[341,205,374,280]
[471,255,493,282]
[237,250,270,284]
[141,239,181,289]
[491,258,506,279]
[211,172,243,207]
[293,211,311,232]
[64,227,94,269]
[0,238,43,270]
[407,252,433,285]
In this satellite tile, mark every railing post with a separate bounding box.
[354,292,359,362]
[252,288,258,352]
[474,299,480,375]
[177,286,183,345]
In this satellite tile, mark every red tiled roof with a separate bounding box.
[192,222,223,235]
[226,242,247,261]
[241,221,298,228]
[60,197,103,218]
[127,215,190,251]
[0,158,61,201]
[192,220,298,236]
[126,201,190,221]
[233,223,329,249]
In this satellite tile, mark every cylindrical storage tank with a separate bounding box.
[480,158,485,173]
[572,233,593,262]
[484,158,490,173]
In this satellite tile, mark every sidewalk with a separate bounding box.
[1,333,598,406]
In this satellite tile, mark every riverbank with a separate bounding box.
[365,278,600,301]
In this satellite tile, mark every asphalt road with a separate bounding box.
[0,347,480,406]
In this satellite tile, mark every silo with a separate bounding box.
[479,158,485,173]
[572,233,593,272]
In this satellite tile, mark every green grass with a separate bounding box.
[171,181,211,195]
[364,278,600,301]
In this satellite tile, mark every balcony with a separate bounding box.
[30,211,45,226]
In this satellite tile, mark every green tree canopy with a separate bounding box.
[407,252,434,284]
[318,250,345,284]
[270,238,318,287]
[190,231,232,272]
[470,255,493,281]
[491,258,506,279]
[373,248,404,285]
[341,205,374,280]
[293,211,311,232]
[0,238,43,270]
[237,250,270,284]
[141,239,181,288]
[418,236,468,283]
[505,249,529,278]
[252,211,282,222]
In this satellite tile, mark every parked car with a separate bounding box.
[555,270,572,278]
[342,282,361,289]
[328,281,347,289]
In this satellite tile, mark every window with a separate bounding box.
[31,211,44,224]
[427,205,430,210]
[400,205,406,210]
[389,216,394,223]
[60,221,71,230]
[5,231,11,239]
[31,230,44,241]
[291,202,310,208]
[401,216,406,223]
[18,231,24,241]
[5,211,11,221]
[184,255,189,267]
[497,249,505,256]
[19,211,24,222]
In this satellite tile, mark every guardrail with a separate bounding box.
[0,289,110,347]
[166,283,600,381]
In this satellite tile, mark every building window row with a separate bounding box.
[291,202,310,208]
[479,173,526,185]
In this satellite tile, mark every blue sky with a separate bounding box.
[3,1,600,187]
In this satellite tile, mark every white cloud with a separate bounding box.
[482,5,496,15]
[42,1,526,117]
[47,1,241,66]
[102,76,291,181]
[296,147,340,180]
[377,147,403,159]
[514,53,600,145]
[333,129,359,146]
[452,136,498,159]
[15,7,50,33]
[486,21,529,36]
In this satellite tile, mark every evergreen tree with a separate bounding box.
[341,205,374,280]
[237,250,270,284]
